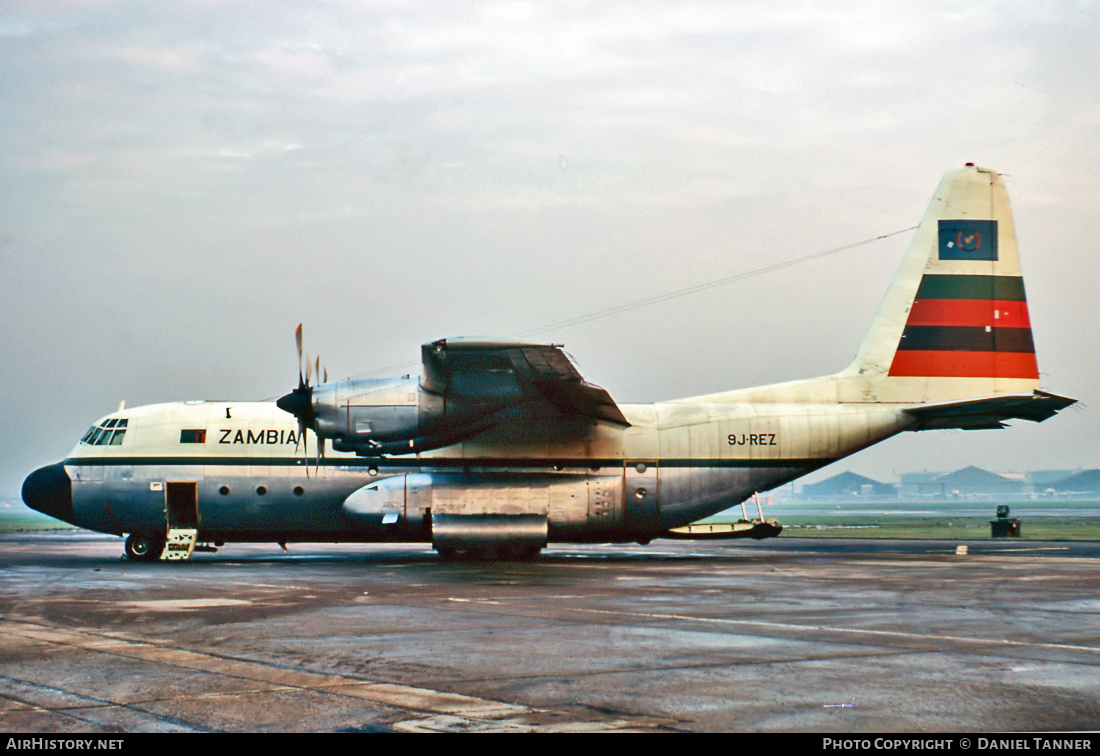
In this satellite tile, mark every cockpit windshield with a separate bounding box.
[80,418,128,446]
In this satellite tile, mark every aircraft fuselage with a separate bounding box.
[33,397,914,546]
[22,166,1077,559]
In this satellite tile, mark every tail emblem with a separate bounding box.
[939,219,998,260]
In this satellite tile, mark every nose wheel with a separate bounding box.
[124,532,165,562]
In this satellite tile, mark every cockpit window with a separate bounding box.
[81,418,128,446]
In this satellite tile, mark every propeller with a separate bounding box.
[277,324,317,467]
[276,325,330,475]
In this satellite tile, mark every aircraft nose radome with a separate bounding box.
[22,462,75,525]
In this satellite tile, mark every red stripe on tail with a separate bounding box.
[889,350,1039,379]
[906,299,1031,328]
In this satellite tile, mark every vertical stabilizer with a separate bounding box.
[844,164,1040,404]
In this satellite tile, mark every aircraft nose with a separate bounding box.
[22,462,75,525]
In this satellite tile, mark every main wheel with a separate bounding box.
[125,533,164,562]
[500,545,542,561]
[435,547,492,561]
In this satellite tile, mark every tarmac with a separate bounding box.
[1,532,1098,733]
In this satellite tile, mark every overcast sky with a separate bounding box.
[3,1,1098,497]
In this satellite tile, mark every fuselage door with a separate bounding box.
[166,482,198,529]
[163,482,199,561]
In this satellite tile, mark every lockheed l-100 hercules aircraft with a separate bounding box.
[22,165,1076,561]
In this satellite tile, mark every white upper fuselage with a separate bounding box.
[67,393,916,468]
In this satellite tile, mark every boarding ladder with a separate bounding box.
[162,528,198,560]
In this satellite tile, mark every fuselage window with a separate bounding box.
[81,418,128,446]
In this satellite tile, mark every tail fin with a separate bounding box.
[845,164,1042,403]
[677,164,1074,424]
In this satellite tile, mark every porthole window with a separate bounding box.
[219,486,230,496]
[256,486,267,496]
[635,487,647,499]
[293,486,304,496]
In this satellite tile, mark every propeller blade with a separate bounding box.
[315,356,320,386]
[302,423,309,478]
[295,324,304,389]
[305,353,313,387]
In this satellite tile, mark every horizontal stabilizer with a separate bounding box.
[903,390,1076,430]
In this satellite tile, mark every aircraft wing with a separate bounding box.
[903,390,1077,430]
[420,337,631,427]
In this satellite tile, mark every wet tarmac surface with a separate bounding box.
[1,533,1098,732]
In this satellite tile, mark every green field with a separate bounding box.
[0,505,78,532]
[702,499,1100,541]
[0,516,78,532]
[776,516,1100,541]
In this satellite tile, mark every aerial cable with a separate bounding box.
[512,226,918,340]
[352,225,918,378]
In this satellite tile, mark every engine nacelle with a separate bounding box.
[311,376,423,442]
[279,337,559,456]
[307,376,513,455]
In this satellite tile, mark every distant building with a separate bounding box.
[789,467,1098,503]
[801,471,896,500]
[1026,469,1082,489]
[1048,469,1100,497]
[918,466,1024,498]
[898,471,943,498]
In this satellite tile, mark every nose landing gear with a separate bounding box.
[124,533,166,562]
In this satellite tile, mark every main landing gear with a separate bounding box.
[436,545,542,561]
